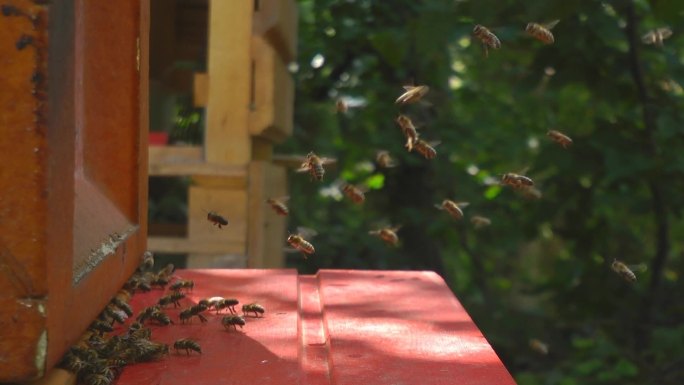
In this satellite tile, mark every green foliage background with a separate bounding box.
[279,0,684,384]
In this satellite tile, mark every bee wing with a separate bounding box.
[428,141,441,148]
[434,203,445,210]
[402,85,416,91]
[269,196,290,202]
[628,263,648,273]
[296,226,318,239]
[295,163,311,173]
[456,202,470,208]
[544,19,560,30]
[319,157,335,165]
[658,27,673,39]
[641,31,656,43]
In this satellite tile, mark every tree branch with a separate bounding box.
[623,0,671,350]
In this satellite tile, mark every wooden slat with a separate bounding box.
[253,0,298,62]
[205,0,252,164]
[247,161,288,268]
[147,236,244,255]
[193,72,208,107]
[248,35,294,142]
[148,145,247,177]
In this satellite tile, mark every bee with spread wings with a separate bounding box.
[642,27,672,47]
[395,84,429,105]
[525,20,559,44]
[297,151,334,181]
[285,227,318,259]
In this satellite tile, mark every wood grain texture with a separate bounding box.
[252,0,298,62]
[247,161,287,268]
[205,0,252,164]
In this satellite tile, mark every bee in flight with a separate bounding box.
[525,20,559,44]
[207,211,228,228]
[473,24,501,57]
[342,183,366,204]
[470,215,492,229]
[395,84,429,105]
[266,196,290,216]
[411,139,439,160]
[435,200,469,220]
[546,130,573,148]
[297,151,333,181]
[528,339,549,355]
[375,150,397,168]
[173,339,202,355]
[287,230,316,259]
[369,226,401,247]
[335,98,348,114]
[501,173,534,189]
[642,27,672,47]
[396,114,419,151]
[611,259,646,283]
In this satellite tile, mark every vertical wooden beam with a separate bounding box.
[247,161,287,268]
[205,0,252,164]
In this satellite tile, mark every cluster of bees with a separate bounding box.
[58,252,265,385]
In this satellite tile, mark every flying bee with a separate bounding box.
[411,139,439,160]
[435,200,469,220]
[287,233,316,259]
[215,298,240,314]
[342,183,366,204]
[335,98,348,114]
[222,315,246,331]
[173,339,202,355]
[395,84,429,105]
[529,339,549,355]
[266,196,290,216]
[396,115,419,151]
[297,151,333,181]
[525,20,559,44]
[501,173,534,189]
[375,150,396,168]
[139,251,154,272]
[470,215,492,229]
[611,259,646,283]
[207,211,229,228]
[642,27,672,47]
[170,279,194,292]
[546,130,573,148]
[473,24,501,57]
[242,303,265,318]
[369,226,401,247]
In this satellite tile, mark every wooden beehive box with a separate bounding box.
[0,0,149,381]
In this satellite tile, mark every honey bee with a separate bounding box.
[139,251,154,271]
[528,339,549,355]
[110,296,133,317]
[242,303,265,318]
[170,279,194,292]
[376,150,396,168]
[395,84,429,105]
[396,115,419,151]
[473,24,501,57]
[435,200,469,220]
[103,305,127,325]
[173,339,202,355]
[642,27,672,47]
[149,309,174,325]
[470,215,492,229]
[207,211,229,228]
[158,292,184,308]
[546,130,573,148]
[342,183,366,204]
[610,259,646,283]
[287,233,316,259]
[215,298,240,314]
[501,173,534,189]
[222,315,246,331]
[179,308,208,324]
[525,20,559,44]
[136,305,161,323]
[335,98,348,114]
[369,226,401,247]
[89,320,114,335]
[266,196,290,216]
[412,139,439,160]
[297,151,333,181]
[128,339,169,362]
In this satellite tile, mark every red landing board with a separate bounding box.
[117,269,516,385]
